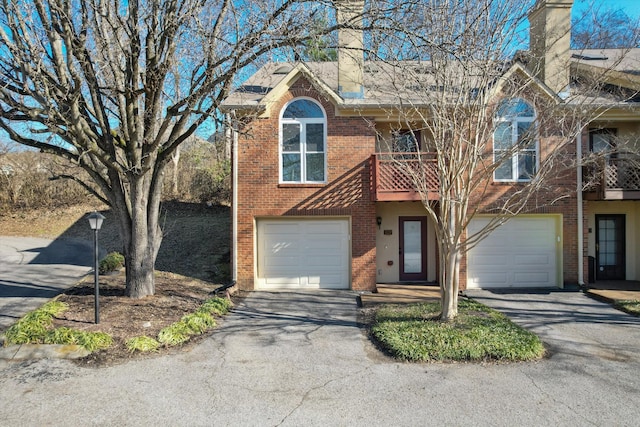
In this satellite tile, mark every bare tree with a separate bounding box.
[0,0,331,298]
[572,6,640,49]
[367,0,640,320]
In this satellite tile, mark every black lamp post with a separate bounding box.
[87,211,105,324]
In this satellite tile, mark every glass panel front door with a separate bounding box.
[399,217,427,281]
[403,221,422,273]
[596,214,625,280]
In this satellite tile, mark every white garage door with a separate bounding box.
[467,216,560,289]
[257,219,350,289]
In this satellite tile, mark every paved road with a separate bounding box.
[0,236,93,331]
[1,289,640,426]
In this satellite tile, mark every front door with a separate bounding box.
[399,217,428,281]
[596,214,625,280]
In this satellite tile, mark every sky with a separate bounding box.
[574,0,640,19]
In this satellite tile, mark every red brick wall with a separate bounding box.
[233,75,584,292]
[233,76,377,291]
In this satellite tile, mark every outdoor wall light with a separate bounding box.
[376,216,382,229]
[87,211,105,324]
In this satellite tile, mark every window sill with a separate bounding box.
[278,183,326,188]
[492,181,531,185]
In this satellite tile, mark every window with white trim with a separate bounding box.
[493,98,537,182]
[280,98,327,183]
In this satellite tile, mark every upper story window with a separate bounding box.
[280,98,327,183]
[493,98,537,182]
[392,130,420,153]
[590,128,617,158]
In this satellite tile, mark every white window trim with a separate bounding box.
[493,100,539,183]
[279,97,328,184]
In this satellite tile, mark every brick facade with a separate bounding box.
[233,74,585,292]
[233,76,377,291]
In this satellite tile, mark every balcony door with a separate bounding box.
[596,214,625,280]
[399,217,428,281]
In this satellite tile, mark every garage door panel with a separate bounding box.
[306,221,346,233]
[468,216,559,289]
[513,253,552,266]
[264,275,301,287]
[471,254,508,267]
[471,272,509,287]
[513,271,552,285]
[306,256,343,267]
[257,219,350,290]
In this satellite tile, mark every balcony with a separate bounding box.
[583,156,640,200]
[370,153,440,202]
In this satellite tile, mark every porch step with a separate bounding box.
[358,284,440,307]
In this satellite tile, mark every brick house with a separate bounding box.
[221,0,640,292]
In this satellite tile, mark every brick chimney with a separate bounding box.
[528,0,574,94]
[335,0,364,99]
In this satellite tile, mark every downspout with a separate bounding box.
[576,123,585,287]
[228,112,238,284]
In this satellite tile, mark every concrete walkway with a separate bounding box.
[1,290,640,426]
[0,236,92,331]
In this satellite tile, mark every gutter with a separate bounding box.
[576,123,585,287]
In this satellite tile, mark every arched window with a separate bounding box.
[280,98,327,183]
[493,98,537,182]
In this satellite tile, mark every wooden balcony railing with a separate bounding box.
[583,156,640,200]
[370,153,440,202]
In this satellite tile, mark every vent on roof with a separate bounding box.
[572,53,609,61]
[273,65,293,74]
[236,85,270,94]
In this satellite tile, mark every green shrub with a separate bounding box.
[43,327,78,345]
[181,312,217,334]
[126,336,160,353]
[198,297,232,316]
[158,322,193,346]
[99,252,125,275]
[4,300,69,345]
[75,331,113,352]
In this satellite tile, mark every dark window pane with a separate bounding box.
[517,122,535,149]
[393,132,418,153]
[494,122,512,150]
[282,154,301,181]
[494,158,512,180]
[282,124,300,152]
[518,152,536,179]
[306,153,325,181]
[283,99,324,119]
[306,124,324,152]
[591,132,613,153]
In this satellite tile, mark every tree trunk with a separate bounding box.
[117,173,164,299]
[440,245,460,321]
[121,209,162,298]
[125,242,157,298]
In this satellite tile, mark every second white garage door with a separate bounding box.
[467,216,560,289]
[256,219,350,289]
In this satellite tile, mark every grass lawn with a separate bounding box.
[613,300,640,316]
[371,298,545,362]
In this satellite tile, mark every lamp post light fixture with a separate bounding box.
[87,211,105,324]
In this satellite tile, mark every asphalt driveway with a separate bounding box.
[1,289,640,426]
[0,236,92,331]
[465,288,640,362]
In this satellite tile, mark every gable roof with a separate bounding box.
[221,48,640,113]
